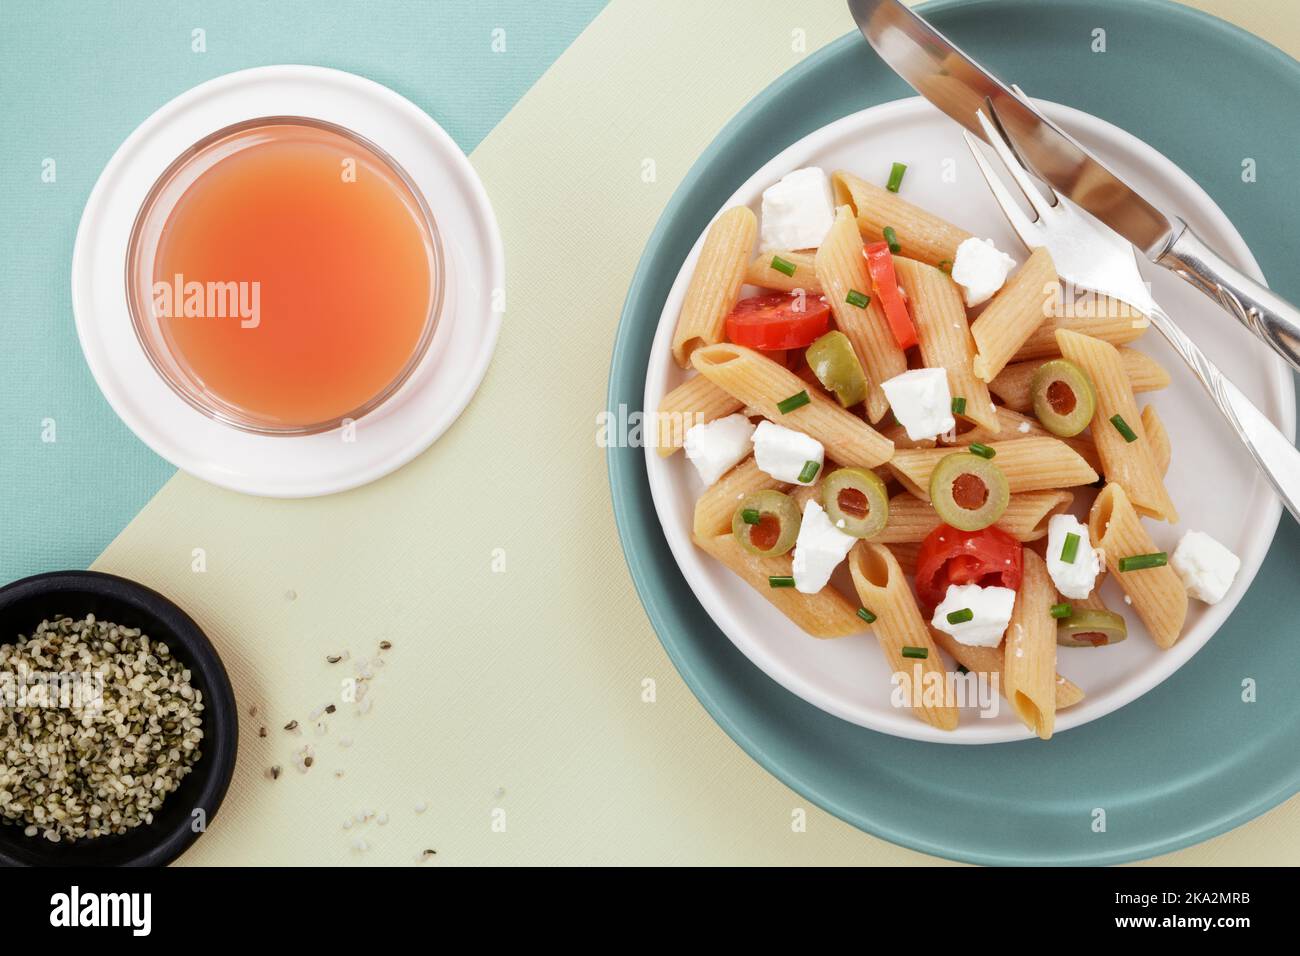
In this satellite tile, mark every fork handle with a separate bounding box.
[1158,218,1300,376]
[1147,303,1300,526]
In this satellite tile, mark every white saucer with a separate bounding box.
[71,65,504,497]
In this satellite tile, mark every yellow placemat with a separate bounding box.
[94,0,1300,865]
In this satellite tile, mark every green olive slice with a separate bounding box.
[1056,608,1128,647]
[1030,359,1097,437]
[732,490,801,556]
[805,331,868,408]
[928,453,1010,531]
[820,467,889,539]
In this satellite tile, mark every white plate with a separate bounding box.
[72,65,504,498]
[644,97,1295,744]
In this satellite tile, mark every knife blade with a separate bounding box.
[846,0,1176,257]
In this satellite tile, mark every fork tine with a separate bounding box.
[973,107,1057,221]
[961,130,1042,251]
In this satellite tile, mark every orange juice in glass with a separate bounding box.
[127,118,442,433]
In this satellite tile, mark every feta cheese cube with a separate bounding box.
[951,237,1018,308]
[1045,514,1101,600]
[791,500,856,594]
[752,420,824,484]
[759,167,835,252]
[1171,530,1240,604]
[683,414,754,486]
[931,583,1016,647]
[880,367,955,441]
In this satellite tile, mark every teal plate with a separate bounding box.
[608,0,1300,865]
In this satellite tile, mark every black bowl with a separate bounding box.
[0,571,237,866]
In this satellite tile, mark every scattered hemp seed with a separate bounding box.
[0,614,204,842]
[258,726,268,738]
[270,766,282,780]
[324,704,336,714]
[326,654,342,664]
[378,640,392,651]
[283,720,299,732]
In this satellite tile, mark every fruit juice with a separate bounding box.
[150,122,435,430]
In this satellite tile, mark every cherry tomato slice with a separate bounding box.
[915,524,1023,611]
[863,241,919,350]
[724,292,831,351]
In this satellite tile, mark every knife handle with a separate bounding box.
[1158,218,1300,376]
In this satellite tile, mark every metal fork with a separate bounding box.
[964,101,1300,525]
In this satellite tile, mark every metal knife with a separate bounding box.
[847,0,1300,375]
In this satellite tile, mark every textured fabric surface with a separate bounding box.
[8,0,1300,864]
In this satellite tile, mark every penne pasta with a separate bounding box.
[1057,330,1177,522]
[947,407,1045,445]
[745,250,823,294]
[888,437,1097,500]
[970,248,1058,383]
[656,374,743,456]
[1143,404,1171,477]
[693,532,865,638]
[831,170,971,267]
[691,343,894,468]
[1088,483,1187,649]
[1010,295,1148,363]
[989,347,1170,413]
[998,490,1076,542]
[876,490,1073,544]
[880,421,937,451]
[815,205,906,421]
[887,541,921,577]
[929,629,1086,711]
[692,455,787,539]
[1003,550,1058,739]
[848,542,958,730]
[1072,576,1112,613]
[671,206,757,367]
[894,256,999,432]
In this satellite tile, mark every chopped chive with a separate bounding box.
[956,663,970,675]
[857,607,877,624]
[776,390,810,414]
[770,254,797,278]
[901,645,929,659]
[968,442,995,459]
[937,258,953,274]
[769,575,797,588]
[1118,552,1167,572]
[883,226,901,254]
[1050,602,1073,619]
[798,460,821,483]
[1060,532,1081,565]
[741,508,761,525]
[845,288,871,309]
[1110,414,1139,443]
[946,608,974,625]
[886,162,907,193]
[951,396,967,416]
